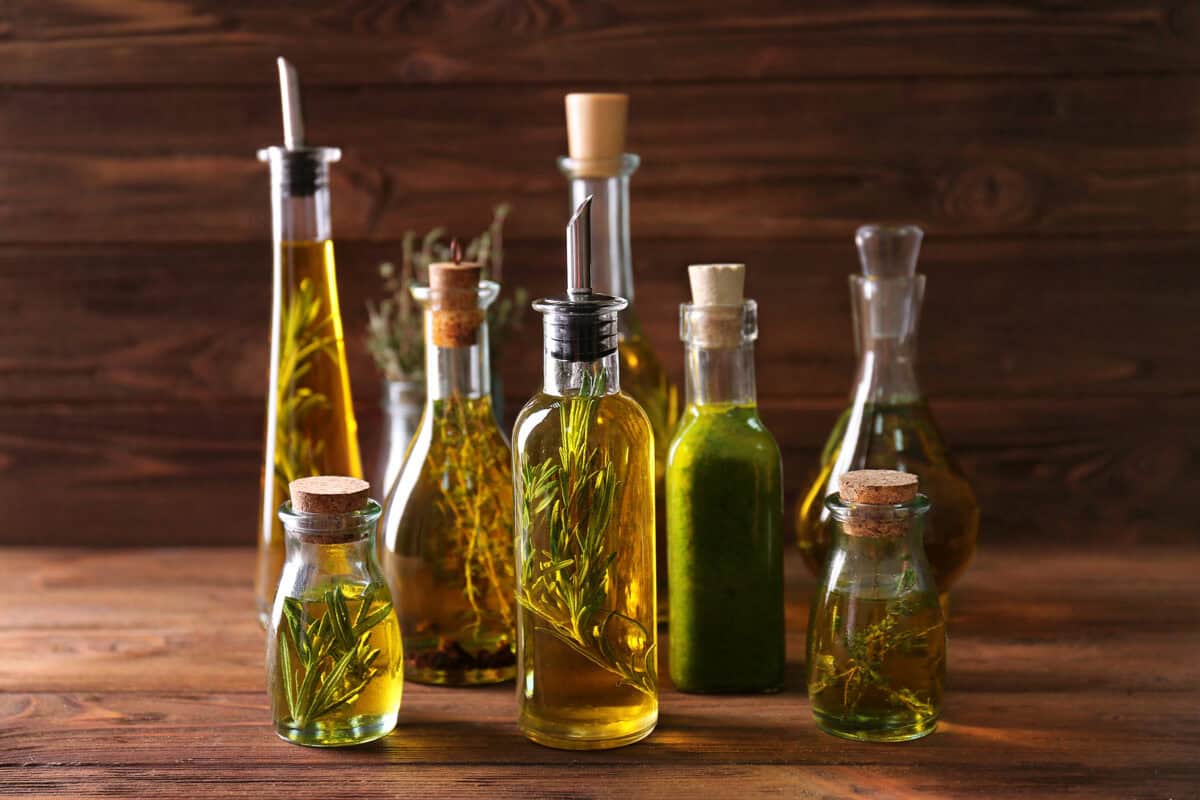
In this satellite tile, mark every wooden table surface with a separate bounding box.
[1,547,1196,799]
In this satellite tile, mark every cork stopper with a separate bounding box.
[289,476,370,514]
[686,263,747,348]
[838,470,919,538]
[428,261,484,348]
[565,93,628,177]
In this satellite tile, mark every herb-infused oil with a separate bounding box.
[513,198,657,749]
[796,225,978,598]
[667,264,784,693]
[268,477,402,747]
[255,60,362,626]
[380,261,516,685]
[807,470,945,742]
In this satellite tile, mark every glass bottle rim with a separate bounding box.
[824,491,930,522]
[557,153,641,179]
[410,279,500,309]
[278,498,382,540]
[256,145,343,164]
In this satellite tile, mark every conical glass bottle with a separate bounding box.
[807,469,946,742]
[255,60,362,626]
[560,94,678,591]
[379,261,516,686]
[512,197,658,749]
[667,264,784,693]
[795,225,978,597]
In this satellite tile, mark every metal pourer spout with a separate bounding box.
[276,56,305,150]
[566,196,593,300]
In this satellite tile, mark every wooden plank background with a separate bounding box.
[0,1,1197,546]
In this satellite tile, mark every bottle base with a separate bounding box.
[813,711,938,743]
[275,712,398,747]
[405,664,515,686]
[520,708,658,751]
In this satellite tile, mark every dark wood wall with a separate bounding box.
[1,1,1197,546]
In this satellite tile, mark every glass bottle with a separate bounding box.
[560,93,678,590]
[374,378,423,501]
[667,264,784,693]
[268,476,402,747]
[807,469,945,742]
[255,60,362,627]
[379,261,516,686]
[512,197,658,749]
[795,224,978,598]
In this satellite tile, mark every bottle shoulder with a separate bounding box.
[669,404,781,463]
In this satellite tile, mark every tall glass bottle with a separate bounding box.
[560,93,678,588]
[512,198,658,749]
[667,264,784,693]
[795,225,978,598]
[255,59,362,626]
[379,262,516,686]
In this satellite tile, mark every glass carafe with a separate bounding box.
[379,264,516,686]
[795,225,978,597]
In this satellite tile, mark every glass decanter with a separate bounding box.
[795,225,978,598]
[379,262,516,686]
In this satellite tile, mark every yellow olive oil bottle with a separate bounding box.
[512,198,657,749]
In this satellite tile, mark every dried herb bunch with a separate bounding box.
[275,583,397,728]
[518,371,657,697]
[808,567,945,720]
[366,204,527,382]
[275,278,335,490]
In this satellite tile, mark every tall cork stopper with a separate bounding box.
[428,261,483,348]
[838,470,920,538]
[687,263,746,348]
[290,476,370,514]
[565,93,628,178]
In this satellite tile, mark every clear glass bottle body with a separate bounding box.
[796,226,978,596]
[255,147,363,626]
[374,378,423,508]
[268,500,402,747]
[807,492,945,742]
[379,283,516,685]
[667,301,784,692]
[513,342,658,749]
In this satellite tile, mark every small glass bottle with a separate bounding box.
[795,224,978,599]
[512,197,658,749]
[379,261,516,686]
[255,60,362,627]
[667,264,784,693]
[561,94,678,590]
[807,469,946,742]
[268,476,403,747]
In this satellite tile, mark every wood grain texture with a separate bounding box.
[0,547,1196,798]
[1,77,1197,242]
[4,1,1199,87]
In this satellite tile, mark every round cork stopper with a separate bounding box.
[839,470,918,505]
[687,263,746,348]
[289,476,370,514]
[565,93,628,177]
[428,261,483,347]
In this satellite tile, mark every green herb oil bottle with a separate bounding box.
[666,264,785,693]
[807,470,946,742]
[512,197,658,749]
[379,261,516,686]
[268,476,402,747]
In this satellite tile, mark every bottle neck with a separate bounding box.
[685,343,756,406]
[543,352,621,397]
[560,155,639,311]
[423,310,492,403]
[850,275,925,405]
[261,148,338,244]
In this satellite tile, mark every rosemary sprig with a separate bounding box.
[277,583,394,727]
[274,278,337,491]
[518,371,657,697]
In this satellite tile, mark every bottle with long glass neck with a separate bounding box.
[255,59,362,626]
[379,261,516,686]
[795,225,978,598]
[667,264,784,693]
[512,197,657,750]
[560,94,677,586]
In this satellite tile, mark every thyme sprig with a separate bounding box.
[277,583,394,727]
[518,371,656,697]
